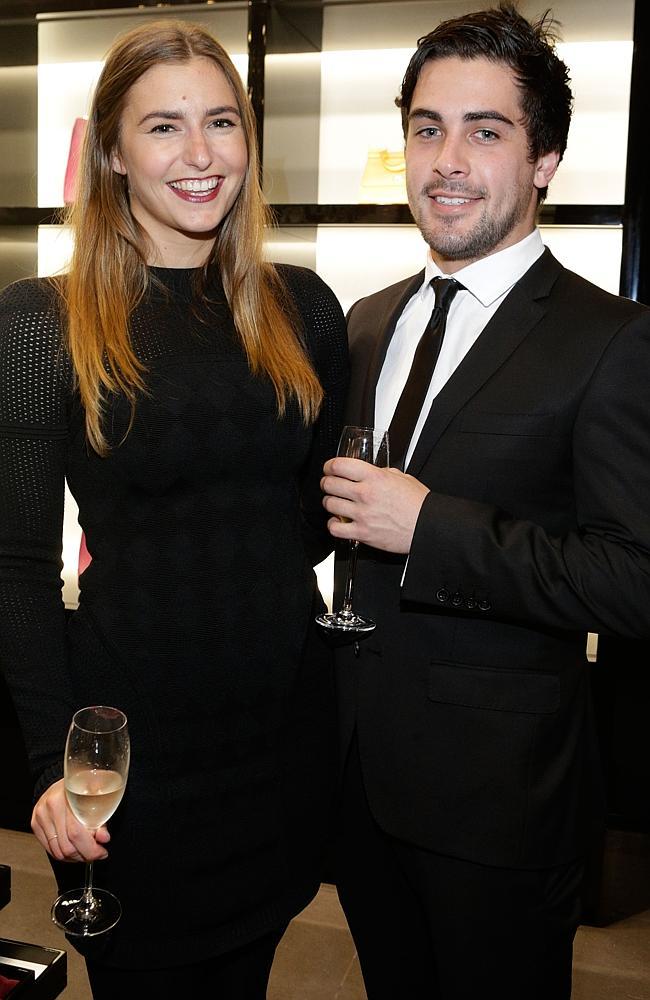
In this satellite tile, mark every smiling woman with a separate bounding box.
[0,18,348,1000]
[59,21,327,457]
[111,57,248,265]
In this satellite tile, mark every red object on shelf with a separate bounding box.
[78,532,91,575]
[63,118,87,205]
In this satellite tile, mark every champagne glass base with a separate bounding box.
[315,611,377,635]
[52,887,121,937]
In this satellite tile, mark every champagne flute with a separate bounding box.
[51,705,130,937]
[316,425,389,636]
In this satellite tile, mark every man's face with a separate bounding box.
[405,55,559,272]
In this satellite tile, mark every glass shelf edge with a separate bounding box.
[0,205,624,227]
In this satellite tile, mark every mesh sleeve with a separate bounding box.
[0,278,75,795]
[277,265,350,566]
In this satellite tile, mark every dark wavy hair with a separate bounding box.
[396,2,573,200]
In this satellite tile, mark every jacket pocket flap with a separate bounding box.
[428,661,560,714]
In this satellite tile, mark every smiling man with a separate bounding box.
[406,56,557,265]
[322,4,650,999]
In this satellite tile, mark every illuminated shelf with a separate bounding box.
[0,0,640,303]
[0,205,626,227]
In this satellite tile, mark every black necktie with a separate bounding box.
[388,276,463,470]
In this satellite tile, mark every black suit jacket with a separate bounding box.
[337,248,650,869]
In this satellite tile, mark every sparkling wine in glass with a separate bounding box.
[316,425,389,636]
[51,705,130,937]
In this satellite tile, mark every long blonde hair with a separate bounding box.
[56,19,323,454]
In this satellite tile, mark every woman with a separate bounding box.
[0,20,348,998]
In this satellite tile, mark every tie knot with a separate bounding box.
[430,276,463,316]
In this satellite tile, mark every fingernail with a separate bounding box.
[100,852,108,860]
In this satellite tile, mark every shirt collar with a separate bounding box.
[423,229,545,307]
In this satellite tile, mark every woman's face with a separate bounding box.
[112,56,248,267]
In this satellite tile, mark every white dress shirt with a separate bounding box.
[375,229,545,469]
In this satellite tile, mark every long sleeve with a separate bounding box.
[0,278,75,796]
[402,305,650,639]
[279,265,349,567]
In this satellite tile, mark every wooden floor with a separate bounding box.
[0,826,649,998]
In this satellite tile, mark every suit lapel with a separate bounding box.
[354,272,424,426]
[407,248,563,477]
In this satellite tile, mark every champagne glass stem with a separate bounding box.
[341,540,360,616]
[77,861,98,919]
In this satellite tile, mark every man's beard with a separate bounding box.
[409,181,532,262]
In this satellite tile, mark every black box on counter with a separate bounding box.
[0,941,66,1000]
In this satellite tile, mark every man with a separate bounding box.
[321,4,650,999]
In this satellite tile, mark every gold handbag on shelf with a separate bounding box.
[359,148,407,204]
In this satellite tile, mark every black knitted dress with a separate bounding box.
[0,263,348,968]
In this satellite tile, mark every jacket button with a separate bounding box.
[436,588,450,603]
[451,592,463,607]
[465,597,477,610]
[478,599,491,611]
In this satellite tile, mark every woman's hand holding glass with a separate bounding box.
[32,778,110,865]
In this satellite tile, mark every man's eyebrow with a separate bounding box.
[408,108,515,127]
[137,105,240,126]
[464,110,515,126]
[408,109,443,124]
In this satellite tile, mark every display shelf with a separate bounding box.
[261,1,634,207]
[0,203,625,228]
[0,20,37,210]
[0,226,38,290]
[0,0,637,292]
